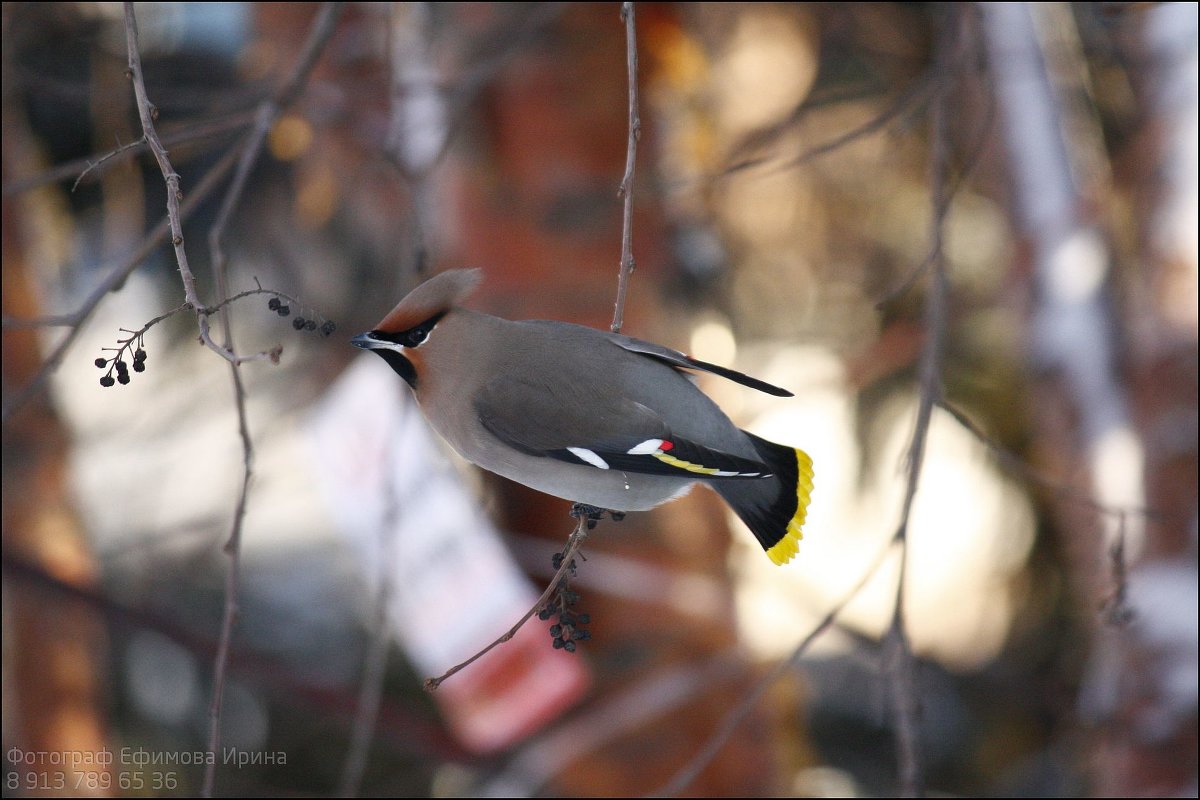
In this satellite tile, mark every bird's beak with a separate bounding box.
[351,332,377,350]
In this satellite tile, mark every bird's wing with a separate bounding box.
[608,335,793,397]
[475,375,772,479]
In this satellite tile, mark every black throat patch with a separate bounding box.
[373,349,417,389]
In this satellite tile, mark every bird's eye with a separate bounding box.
[395,311,444,347]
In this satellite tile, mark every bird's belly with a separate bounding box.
[465,439,693,511]
[499,461,696,511]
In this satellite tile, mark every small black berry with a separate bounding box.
[277,305,290,317]
[321,321,336,336]
[538,608,553,620]
[134,348,146,362]
[563,640,577,653]
[95,358,107,368]
[115,360,129,374]
[292,317,306,330]
[117,373,130,385]
[100,375,115,387]
[133,361,146,373]
[552,638,565,650]
[268,297,281,311]
[549,624,562,637]
[305,320,317,332]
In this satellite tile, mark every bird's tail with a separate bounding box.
[713,432,814,565]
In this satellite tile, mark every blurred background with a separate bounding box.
[2,2,1196,796]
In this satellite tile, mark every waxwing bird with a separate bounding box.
[351,269,814,565]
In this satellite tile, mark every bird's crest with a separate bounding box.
[376,268,483,332]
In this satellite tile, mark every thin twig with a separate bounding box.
[611,1,640,334]
[201,366,250,800]
[202,283,324,326]
[338,566,393,796]
[72,134,146,192]
[198,5,343,794]
[653,538,899,797]
[877,64,997,308]
[719,72,936,181]
[0,143,242,423]
[724,82,906,164]
[425,518,589,690]
[936,399,1151,629]
[937,400,1159,521]
[1101,512,1134,626]
[881,11,967,797]
[338,406,406,797]
[1,110,256,198]
[436,3,568,171]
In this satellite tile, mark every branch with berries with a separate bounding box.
[91,282,336,388]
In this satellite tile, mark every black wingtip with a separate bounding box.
[683,356,793,397]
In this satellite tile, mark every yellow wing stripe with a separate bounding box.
[652,452,722,475]
[766,448,814,566]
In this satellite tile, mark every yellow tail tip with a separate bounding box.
[766,448,814,566]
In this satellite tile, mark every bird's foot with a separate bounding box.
[570,503,626,530]
[569,502,604,520]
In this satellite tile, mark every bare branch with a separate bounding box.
[425,518,589,690]
[339,409,407,797]
[200,363,251,800]
[880,11,969,797]
[1,110,255,198]
[877,68,998,308]
[71,135,146,193]
[937,400,1159,521]
[436,3,569,169]
[719,72,936,181]
[611,1,640,334]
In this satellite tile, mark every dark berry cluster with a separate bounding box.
[267,295,335,337]
[538,552,591,652]
[96,331,148,387]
